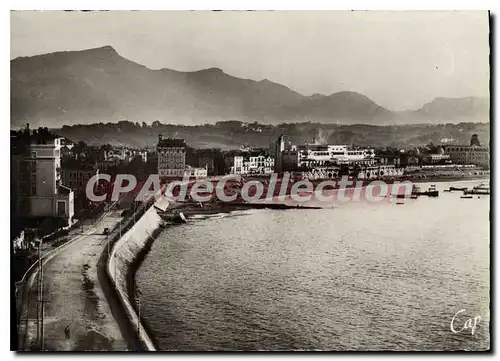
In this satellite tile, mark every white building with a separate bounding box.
[104,148,147,163]
[231,154,274,175]
[422,153,451,164]
[184,165,208,178]
[157,135,187,178]
[276,142,375,171]
[357,165,404,180]
[12,132,74,223]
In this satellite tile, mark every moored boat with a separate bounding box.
[410,185,421,198]
[154,205,188,223]
[415,185,439,197]
[464,182,490,195]
[449,186,468,192]
[424,185,439,197]
[159,211,187,224]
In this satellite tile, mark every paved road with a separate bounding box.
[17,211,128,351]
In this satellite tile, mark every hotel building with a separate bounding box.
[157,135,187,178]
[444,134,490,168]
[157,135,208,179]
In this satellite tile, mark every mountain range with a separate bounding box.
[10,46,490,128]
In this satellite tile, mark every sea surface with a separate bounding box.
[136,180,490,351]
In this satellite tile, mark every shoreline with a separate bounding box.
[99,197,158,351]
[125,224,165,351]
[96,217,146,351]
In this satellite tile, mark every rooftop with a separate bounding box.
[157,138,187,148]
[61,158,97,170]
[11,127,60,154]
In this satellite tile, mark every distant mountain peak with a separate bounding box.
[10,46,489,127]
[196,67,224,74]
[91,45,118,53]
[330,90,367,98]
[81,45,120,59]
[414,96,490,122]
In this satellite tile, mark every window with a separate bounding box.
[31,185,36,195]
[57,201,66,216]
[31,151,37,158]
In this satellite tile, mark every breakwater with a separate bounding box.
[104,196,170,351]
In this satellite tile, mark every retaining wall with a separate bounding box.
[106,196,171,351]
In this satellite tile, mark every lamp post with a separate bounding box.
[135,289,141,340]
[37,236,45,351]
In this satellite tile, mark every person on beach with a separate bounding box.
[64,325,70,339]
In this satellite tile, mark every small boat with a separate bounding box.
[464,182,490,195]
[418,185,439,197]
[426,185,439,197]
[155,206,187,224]
[450,186,468,192]
[461,196,473,199]
[159,211,187,224]
[411,185,421,197]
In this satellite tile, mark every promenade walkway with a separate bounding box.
[17,211,128,351]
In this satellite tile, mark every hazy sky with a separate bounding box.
[11,10,489,110]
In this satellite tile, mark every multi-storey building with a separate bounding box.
[62,164,99,192]
[275,139,375,172]
[231,153,275,175]
[271,134,291,172]
[157,135,187,178]
[444,135,490,168]
[445,145,489,167]
[11,127,74,223]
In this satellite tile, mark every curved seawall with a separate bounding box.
[107,196,170,351]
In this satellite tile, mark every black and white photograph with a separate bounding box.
[10,9,491,352]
